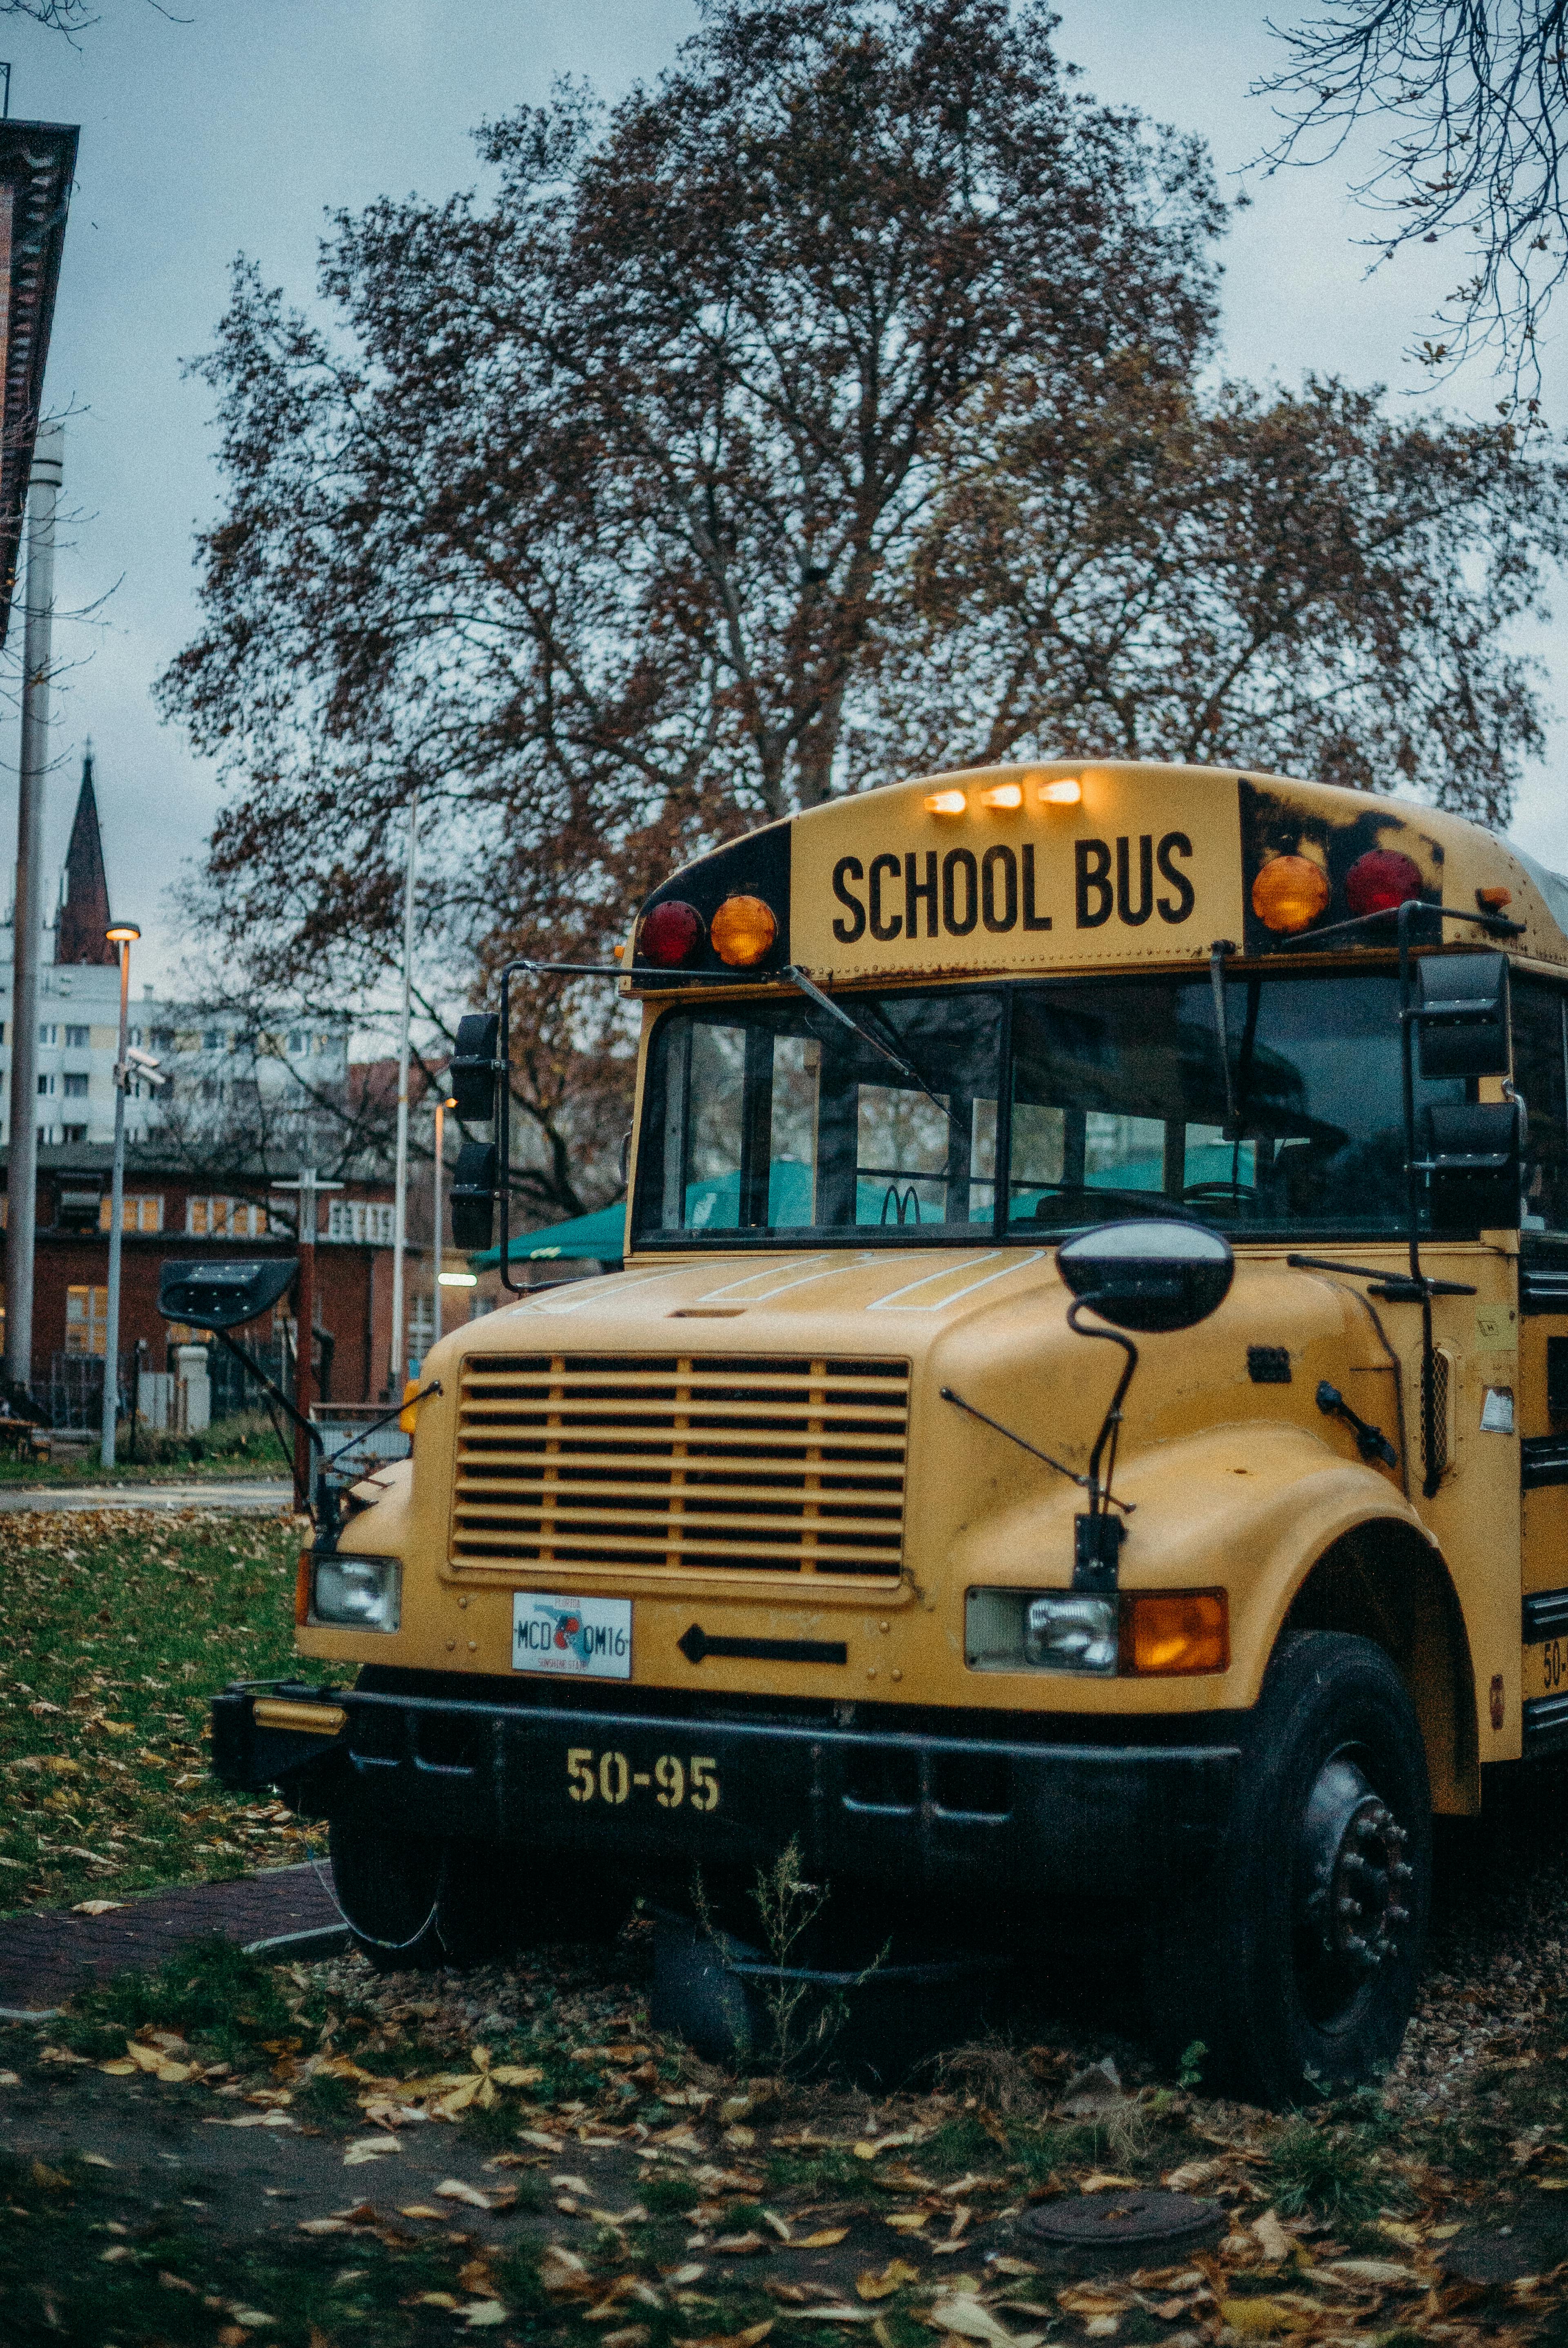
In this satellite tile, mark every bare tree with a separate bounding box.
[157,0,1568,1218]
[1258,1,1568,385]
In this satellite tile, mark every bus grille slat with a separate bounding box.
[451,1351,909,1582]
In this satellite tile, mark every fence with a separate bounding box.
[312,1403,410,1484]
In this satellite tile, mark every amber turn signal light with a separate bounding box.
[1252,853,1330,933]
[711,893,778,967]
[1121,1590,1229,1676]
[399,1376,423,1436]
[1477,885,1512,909]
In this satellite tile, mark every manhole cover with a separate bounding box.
[1021,2189,1225,2273]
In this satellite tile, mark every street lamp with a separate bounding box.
[100,920,141,1468]
[431,1088,456,1349]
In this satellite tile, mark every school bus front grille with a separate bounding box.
[451,1353,910,1579]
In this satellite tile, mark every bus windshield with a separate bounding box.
[633,971,1466,1247]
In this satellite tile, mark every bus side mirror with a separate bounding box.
[450,1141,498,1250]
[1415,951,1510,1079]
[157,1258,299,1330]
[1057,1218,1234,1333]
[449,1012,501,1122]
[1417,1101,1523,1233]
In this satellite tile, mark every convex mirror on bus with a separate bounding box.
[158,1258,298,1331]
[450,1142,498,1251]
[1414,951,1510,1080]
[1417,1102,1523,1234]
[1056,1219,1235,1333]
[449,1012,501,1122]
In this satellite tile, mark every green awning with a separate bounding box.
[471,1202,626,1269]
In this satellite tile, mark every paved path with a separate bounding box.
[0,1480,294,1514]
[0,1863,344,2010]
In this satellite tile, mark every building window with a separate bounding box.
[65,1284,107,1356]
[326,1200,395,1246]
[287,1029,305,1055]
[187,1196,267,1239]
[408,1292,434,1369]
[63,1025,89,1049]
[151,1027,174,1052]
[37,1024,56,1046]
[60,1124,86,1145]
[314,1033,330,1055]
[100,1194,163,1234]
[62,1072,89,1099]
[202,1028,223,1049]
[36,1074,53,1097]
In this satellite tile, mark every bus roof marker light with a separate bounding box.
[1038,778,1082,805]
[980,782,1023,810]
[1477,885,1512,910]
[924,789,967,816]
[710,893,778,967]
[1252,853,1332,933]
[640,899,705,966]
[1344,848,1424,919]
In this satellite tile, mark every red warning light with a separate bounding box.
[1345,849,1424,918]
[640,900,705,966]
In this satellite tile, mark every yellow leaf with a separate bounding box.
[1218,2301,1316,2337]
[398,2205,444,2219]
[886,2212,928,2233]
[490,2065,543,2087]
[98,2059,137,2077]
[1321,2260,1417,2288]
[415,2292,460,2310]
[931,2297,1046,2348]
[436,2179,494,2210]
[72,1899,124,1916]
[712,2231,768,2255]
[461,2304,509,2330]
[855,2262,920,2301]
[1079,2174,1137,2194]
[795,2230,849,2249]
[854,2129,924,2161]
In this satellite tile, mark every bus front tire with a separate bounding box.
[1145,1630,1431,2105]
[327,1817,626,1969]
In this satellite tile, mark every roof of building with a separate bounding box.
[55,751,114,966]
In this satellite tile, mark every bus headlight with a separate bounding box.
[311,1553,401,1631]
[964,1588,1229,1675]
[965,1587,1117,1674]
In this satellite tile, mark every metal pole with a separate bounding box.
[5,420,61,1399]
[432,1094,443,1351]
[98,931,132,1467]
[389,792,417,1398]
[294,1168,315,1512]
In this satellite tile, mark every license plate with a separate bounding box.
[512,1592,632,1679]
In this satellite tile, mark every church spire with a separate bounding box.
[56,747,115,966]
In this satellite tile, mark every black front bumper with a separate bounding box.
[213,1676,1242,1901]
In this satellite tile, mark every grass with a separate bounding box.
[0,1506,331,1913]
[1263,2111,1399,2228]
[53,1934,298,2064]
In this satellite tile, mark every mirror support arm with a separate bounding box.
[1065,1296,1139,1587]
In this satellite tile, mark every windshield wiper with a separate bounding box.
[784,966,970,1149]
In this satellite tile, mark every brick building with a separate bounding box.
[0,759,408,1417]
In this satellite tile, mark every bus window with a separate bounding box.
[1510,974,1568,1238]
[1008,972,1462,1240]
[637,992,1003,1243]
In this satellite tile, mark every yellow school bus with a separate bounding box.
[216,758,1568,2102]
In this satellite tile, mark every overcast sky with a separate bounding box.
[3,0,1563,993]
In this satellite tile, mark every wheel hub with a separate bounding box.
[1298,1755,1413,1970]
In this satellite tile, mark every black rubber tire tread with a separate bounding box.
[327,1815,450,1971]
[1145,1629,1431,2105]
[327,1816,628,1971]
